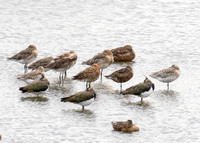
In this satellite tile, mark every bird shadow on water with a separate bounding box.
[62,109,95,117]
[121,100,152,109]
[93,82,115,94]
[20,96,48,102]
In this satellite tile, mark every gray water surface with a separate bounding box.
[0,0,200,142]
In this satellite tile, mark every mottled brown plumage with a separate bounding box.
[112,120,139,133]
[105,66,133,93]
[18,66,45,80]
[82,49,114,82]
[73,64,100,89]
[8,45,38,73]
[111,45,135,62]
[28,56,53,71]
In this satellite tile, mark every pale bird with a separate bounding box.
[8,45,38,73]
[149,64,180,90]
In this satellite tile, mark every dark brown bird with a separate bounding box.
[28,56,54,71]
[73,64,100,89]
[61,87,96,110]
[122,77,155,102]
[111,45,136,62]
[82,49,114,82]
[105,66,133,94]
[19,73,49,93]
[8,45,38,73]
[112,120,139,133]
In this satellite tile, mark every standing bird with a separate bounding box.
[19,73,49,93]
[82,49,114,82]
[149,64,180,90]
[54,51,77,78]
[105,66,133,94]
[61,87,96,110]
[8,45,38,73]
[122,78,155,102]
[73,64,100,89]
[28,56,54,71]
[46,52,77,85]
[18,66,45,80]
[111,45,136,62]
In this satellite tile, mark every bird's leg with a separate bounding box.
[24,64,28,73]
[100,69,103,83]
[167,83,169,91]
[86,82,88,89]
[120,83,122,94]
[59,72,62,85]
[89,82,91,88]
[141,97,143,103]
[64,71,67,78]
[82,106,84,110]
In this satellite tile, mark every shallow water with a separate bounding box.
[1,0,200,142]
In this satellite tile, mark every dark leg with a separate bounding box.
[59,72,62,85]
[64,71,67,78]
[89,82,91,88]
[86,82,88,89]
[141,97,143,103]
[120,83,122,94]
[24,64,27,73]
[167,83,169,91]
[100,69,103,83]
[82,106,84,110]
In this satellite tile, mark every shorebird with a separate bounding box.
[19,73,49,93]
[18,66,45,81]
[82,49,114,82]
[122,77,155,102]
[61,87,96,110]
[28,56,53,71]
[46,52,77,85]
[111,45,136,62]
[112,120,139,133]
[8,45,38,73]
[105,65,133,94]
[73,64,100,89]
[54,51,77,78]
[149,64,180,90]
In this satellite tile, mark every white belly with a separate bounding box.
[157,75,178,83]
[140,87,153,98]
[79,98,94,106]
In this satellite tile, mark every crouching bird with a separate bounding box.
[19,73,49,93]
[122,77,154,102]
[61,87,96,110]
[112,120,139,133]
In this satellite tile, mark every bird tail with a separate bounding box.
[105,75,111,79]
[61,97,70,102]
[121,89,129,95]
[19,87,27,93]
